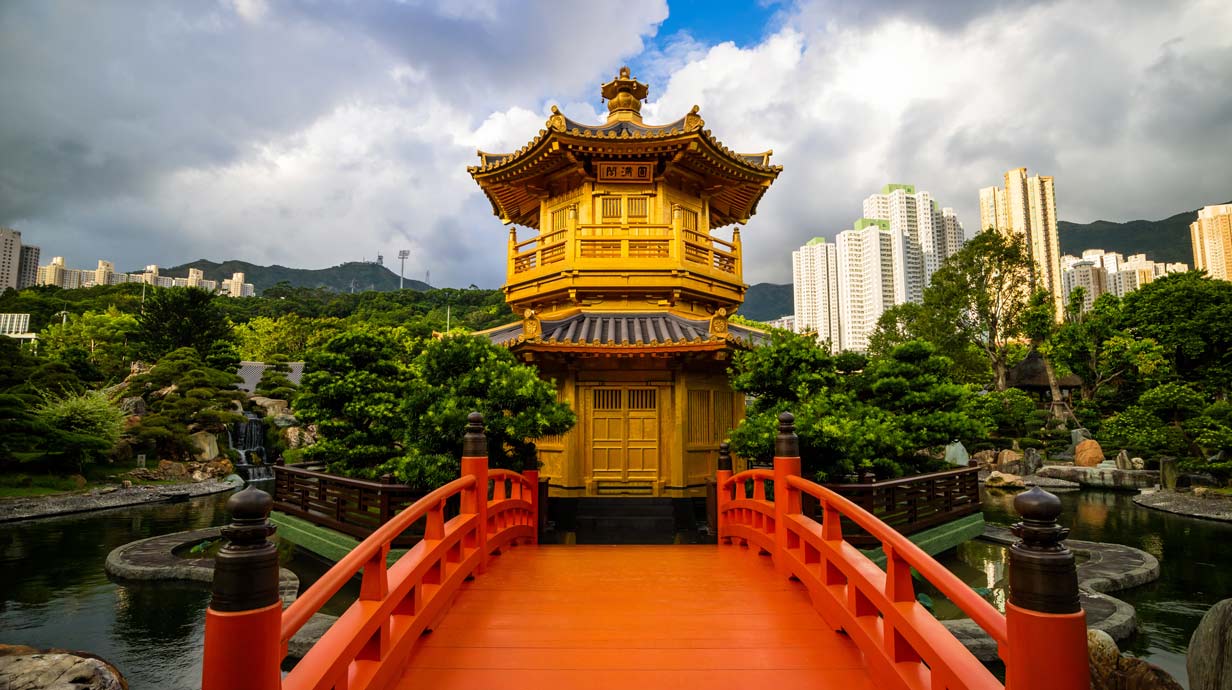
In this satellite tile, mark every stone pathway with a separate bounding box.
[0,475,242,523]
[1133,488,1232,523]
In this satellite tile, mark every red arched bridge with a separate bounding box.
[202,413,1090,690]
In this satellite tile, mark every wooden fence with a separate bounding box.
[271,464,428,547]
[818,466,981,547]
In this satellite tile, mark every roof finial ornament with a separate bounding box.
[601,66,649,124]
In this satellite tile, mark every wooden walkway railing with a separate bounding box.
[202,413,538,690]
[272,465,426,547]
[716,413,1089,690]
[822,466,981,547]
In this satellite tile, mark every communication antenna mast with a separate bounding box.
[398,250,410,290]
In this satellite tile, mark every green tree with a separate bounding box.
[34,389,125,472]
[234,314,344,361]
[728,337,986,481]
[134,287,234,361]
[254,358,298,401]
[1117,272,1232,395]
[295,328,575,489]
[918,231,1035,390]
[39,307,139,383]
[294,326,419,472]
[124,348,245,461]
[1052,292,1171,406]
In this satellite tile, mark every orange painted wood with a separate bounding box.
[394,545,873,690]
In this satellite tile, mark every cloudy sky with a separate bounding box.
[3,0,1230,287]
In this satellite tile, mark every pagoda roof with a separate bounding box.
[478,311,766,354]
[469,68,781,230]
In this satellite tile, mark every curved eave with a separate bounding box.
[469,128,781,229]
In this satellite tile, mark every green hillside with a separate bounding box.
[1056,204,1224,265]
[161,259,432,295]
[741,282,793,321]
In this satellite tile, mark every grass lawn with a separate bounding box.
[0,459,198,499]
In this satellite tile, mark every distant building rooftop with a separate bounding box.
[236,361,305,393]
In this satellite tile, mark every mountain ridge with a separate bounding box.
[161,259,432,295]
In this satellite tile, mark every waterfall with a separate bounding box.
[231,412,273,481]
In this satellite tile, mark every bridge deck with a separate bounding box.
[395,545,874,690]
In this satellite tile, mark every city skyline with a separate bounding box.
[2,1,1230,288]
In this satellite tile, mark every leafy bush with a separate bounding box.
[34,389,125,472]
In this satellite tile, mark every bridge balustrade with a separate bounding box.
[716,412,1089,690]
[202,412,538,690]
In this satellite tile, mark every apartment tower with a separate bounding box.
[836,219,904,353]
[792,237,842,351]
[979,168,1063,315]
[1191,204,1232,281]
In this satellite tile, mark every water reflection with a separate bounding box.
[975,488,1232,688]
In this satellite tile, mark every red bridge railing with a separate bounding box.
[202,412,538,690]
[716,413,1089,690]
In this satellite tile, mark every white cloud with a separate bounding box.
[4,0,1230,291]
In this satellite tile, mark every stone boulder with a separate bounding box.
[1072,427,1094,446]
[118,396,146,416]
[189,458,234,482]
[0,645,126,690]
[1089,627,1184,690]
[251,396,289,417]
[985,471,1025,489]
[1189,598,1232,690]
[944,442,969,466]
[1131,457,1145,471]
[189,431,220,461]
[271,413,299,429]
[1074,439,1106,467]
[971,450,997,467]
[157,460,188,480]
[1115,449,1132,470]
[1023,447,1043,475]
[282,426,317,449]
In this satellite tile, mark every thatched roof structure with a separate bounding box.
[1006,350,1082,391]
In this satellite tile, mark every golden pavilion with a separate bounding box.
[471,67,781,499]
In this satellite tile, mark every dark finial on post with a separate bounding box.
[1009,486,1079,614]
[210,485,280,612]
[718,441,732,472]
[463,411,487,458]
[775,411,799,458]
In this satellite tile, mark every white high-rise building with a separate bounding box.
[1061,261,1107,313]
[792,237,842,351]
[0,228,21,291]
[37,256,83,289]
[1062,248,1187,299]
[836,219,904,353]
[861,184,964,301]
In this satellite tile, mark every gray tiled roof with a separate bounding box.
[236,361,304,393]
[484,312,765,348]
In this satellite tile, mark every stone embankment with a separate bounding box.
[1134,488,1232,523]
[105,526,298,606]
[0,644,127,690]
[1036,464,1160,490]
[0,475,242,523]
[943,524,1159,662]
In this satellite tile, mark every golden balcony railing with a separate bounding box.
[506,224,742,282]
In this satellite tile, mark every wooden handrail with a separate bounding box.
[275,464,422,492]
[787,475,1008,647]
[716,412,1090,690]
[279,475,476,645]
[824,465,978,491]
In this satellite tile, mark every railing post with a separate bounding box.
[1005,487,1090,690]
[715,441,732,542]
[202,486,282,690]
[521,468,539,543]
[773,412,801,578]
[460,412,490,572]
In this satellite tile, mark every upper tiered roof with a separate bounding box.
[469,67,781,230]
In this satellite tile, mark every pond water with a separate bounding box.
[932,489,1232,688]
[0,484,357,690]
[1,485,1226,688]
